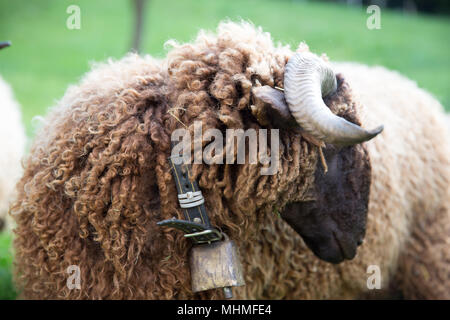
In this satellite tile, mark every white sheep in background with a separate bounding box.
[0,44,26,230]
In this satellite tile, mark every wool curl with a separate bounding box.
[11,21,450,299]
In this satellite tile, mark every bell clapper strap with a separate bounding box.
[157,154,223,244]
[157,153,244,299]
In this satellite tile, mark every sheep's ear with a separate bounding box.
[252,86,298,128]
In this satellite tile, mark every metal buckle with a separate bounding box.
[178,191,205,208]
[185,228,223,243]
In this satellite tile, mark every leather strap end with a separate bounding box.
[157,219,222,244]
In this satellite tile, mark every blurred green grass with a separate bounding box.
[0,0,448,299]
[0,0,449,139]
[0,231,16,299]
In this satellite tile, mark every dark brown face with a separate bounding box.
[281,144,371,264]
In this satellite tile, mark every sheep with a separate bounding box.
[11,21,449,299]
[331,62,450,299]
[0,44,26,231]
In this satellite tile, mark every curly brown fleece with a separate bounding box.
[12,21,320,299]
[12,21,449,299]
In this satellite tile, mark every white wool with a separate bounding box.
[0,76,26,228]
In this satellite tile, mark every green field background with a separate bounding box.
[0,0,449,299]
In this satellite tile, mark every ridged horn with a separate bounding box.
[284,52,383,145]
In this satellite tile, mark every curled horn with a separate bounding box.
[0,41,11,50]
[284,52,383,145]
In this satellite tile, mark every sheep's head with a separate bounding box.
[253,51,382,264]
[280,143,371,264]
